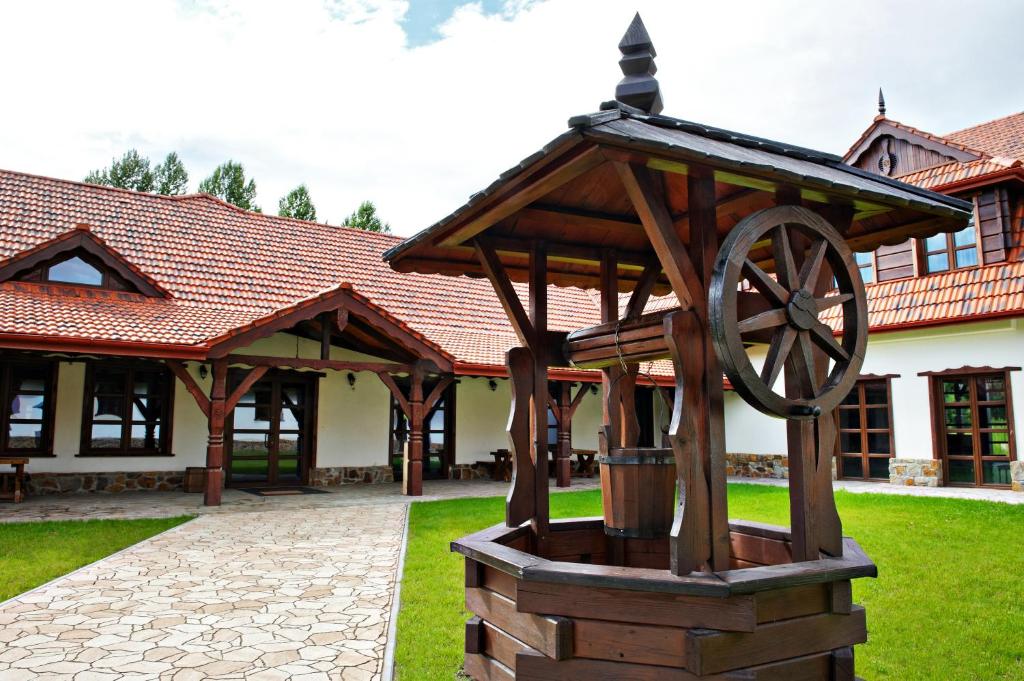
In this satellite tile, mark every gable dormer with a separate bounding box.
[845,119,983,178]
[0,225,169,297]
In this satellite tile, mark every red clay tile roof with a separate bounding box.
[893,157,1023,191]
[821,261,1024,333]
[0,166,1020,370]
[0,169,603,366]
[945,112,1024,161]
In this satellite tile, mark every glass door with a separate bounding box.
[227,371,315,487]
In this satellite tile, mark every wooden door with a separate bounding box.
[226,371,316,487]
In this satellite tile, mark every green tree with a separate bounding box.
[84,149,155,192]
[154,152,189,195]
[198,161,260,211]
[345,200,390,233]
[278,184,318,221]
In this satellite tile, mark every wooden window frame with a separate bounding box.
[834,375,897,481]
[78,360,175,457]
[0,358,58,457]
[922,366,1019,488]
[918,223,980,275]
[853,250,877,285]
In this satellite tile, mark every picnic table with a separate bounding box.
[0,457,28,503]
[489,449,511,482]
[572,449,597,477]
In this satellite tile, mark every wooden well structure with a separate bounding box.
[386,15,971,680]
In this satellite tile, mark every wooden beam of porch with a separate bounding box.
[225,354,414,374]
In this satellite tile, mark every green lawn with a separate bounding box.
[0,516,193,602]
[396,484,1024,680]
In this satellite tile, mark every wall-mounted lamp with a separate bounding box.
[347,372,356,390]
[198,364,209,380]
[589,384,598,395]
[488,379,498,392]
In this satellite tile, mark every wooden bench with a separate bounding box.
[0,457,28,503]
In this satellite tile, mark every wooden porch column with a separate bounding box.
[554,382,572,487]
[404,365,426,496]
[204,360,228,506]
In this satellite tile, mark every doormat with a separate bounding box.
[237,487,329,497]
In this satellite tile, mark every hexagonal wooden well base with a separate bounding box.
[454,518,876,680]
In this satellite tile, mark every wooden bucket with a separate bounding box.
[599,447,676,538]
[183,467,206,493]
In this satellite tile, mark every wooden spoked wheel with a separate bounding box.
[709,205,868,419]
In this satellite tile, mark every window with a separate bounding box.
[0,360,56,455]
[835,378,895,480]
[854,251,875,284]
[18,252,130,291]
[80,362,173,455]
[931,371,1016,487]
[922,223,978,274]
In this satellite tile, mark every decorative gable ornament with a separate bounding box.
[614,13,663,115]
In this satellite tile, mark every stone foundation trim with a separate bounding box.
[889,459,941,487]
[28,471,184,495]
[448,463,493,481]
[1010,460,1024,493]
[310,465,394,486]
[726,453,788,479]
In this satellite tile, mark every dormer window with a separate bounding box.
[48,256,103,286]
[923,222,978,274]
[17,252,131,291]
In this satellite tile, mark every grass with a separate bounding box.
[0,516,193,602]
[395,484,1024,681]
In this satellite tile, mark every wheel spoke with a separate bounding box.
[742,259,789,307]
[785,330,818,398]
[772,225,799,290]
[808,323,850,362]
[760,325,796,389]
[799,238,828,290]
[738,308,788,334]
[815,293,853,311]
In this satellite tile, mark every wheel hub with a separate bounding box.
[786,289,819,330]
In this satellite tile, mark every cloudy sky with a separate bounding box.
[1,0,1021,235]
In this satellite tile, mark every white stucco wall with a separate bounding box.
[723,319,1024,462]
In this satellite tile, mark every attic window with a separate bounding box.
[17,252,132,291]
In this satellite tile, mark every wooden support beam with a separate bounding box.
[377,372,411,419]
[555,381,572,488]
[337,295,452,371]
[688,165,732,572]
[405,365,426,496]
[165,361,210,419]
[623,259,661,320]
[475,238,536,349]
[599,250,623,451]
[203,360,228,507]
[226,354,413,374]
[440,145,605,247]
[530,241,550,537]
[424,375,454,414]
[319,312,332,360]
[614,162,704,316]
[336,307,349,333]
[225,366,269,414]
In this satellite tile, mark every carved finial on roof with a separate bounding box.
[615,13,663,115]
[877,88,886,117]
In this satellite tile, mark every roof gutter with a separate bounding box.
[0,333,209,359]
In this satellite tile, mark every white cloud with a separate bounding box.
[0,0,1020,234]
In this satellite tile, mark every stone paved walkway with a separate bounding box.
[0,474,1018,681]
[0,503,406,680]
